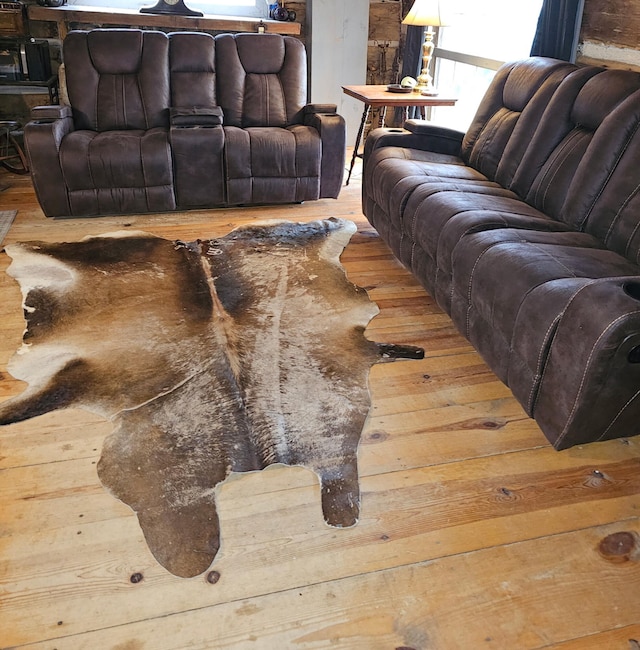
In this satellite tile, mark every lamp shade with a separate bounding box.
[402,0,448,27]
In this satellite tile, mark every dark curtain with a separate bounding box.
[530,0,585,62]
[395,25,424,123]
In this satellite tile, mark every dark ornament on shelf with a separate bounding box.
[140,0,203,17]
[36,0,67,7]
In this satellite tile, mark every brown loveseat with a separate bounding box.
[362,57,640,450]
[25,29,346,218]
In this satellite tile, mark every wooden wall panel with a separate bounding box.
[368,0,402,43]
[581,0,640,48]
[368,0,402,86]
[579,0,640,69]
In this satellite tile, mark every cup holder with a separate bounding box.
[628,345,640,364]
[386,128,404,132]
[623,281,640,301]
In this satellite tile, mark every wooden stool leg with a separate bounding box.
[346,104,371,186]
[378,106,387,128]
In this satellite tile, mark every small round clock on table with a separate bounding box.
[140,0,203,17]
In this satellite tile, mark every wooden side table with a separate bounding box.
[342,85,457,185]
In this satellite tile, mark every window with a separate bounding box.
[430,0,543,131]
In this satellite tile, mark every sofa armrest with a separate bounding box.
[404,119,466,142]
[24,109,75,217]
[528,277,640,449]
[170,106,224,127]
[304,110,346,199]
[30,104,73,121]
[304,103,338,115]
[363,122,465,161]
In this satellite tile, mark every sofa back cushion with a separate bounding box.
[169,32,217,109]
[63,29,170,132]
[506,65,603,201]
[522,69,640,241]
[214,33,307,128]
[562,85,640,262]
[461,57,576,183]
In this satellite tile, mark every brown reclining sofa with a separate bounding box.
[25,29,346,217]
[362,57,640,450]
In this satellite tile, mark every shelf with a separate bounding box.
[27,4,302,39]
[0,75,58,103]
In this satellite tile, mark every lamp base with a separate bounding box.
[412,26,439,97]
[414,79,439,96]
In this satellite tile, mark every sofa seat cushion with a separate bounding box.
[366,146,490,216]
[223,125,321,204]
[448,227,640,390]
[60,128,175,216]
[395,188,550,302]
[364,147,517,275]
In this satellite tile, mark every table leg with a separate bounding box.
[346,103,371,186]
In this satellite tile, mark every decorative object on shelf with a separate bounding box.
[269,1,296,22]
[402,0,449,96]
[140,0,203,18]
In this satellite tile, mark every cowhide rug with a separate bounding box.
[0,218,422,577]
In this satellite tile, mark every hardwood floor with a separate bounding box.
[1,161,640,650]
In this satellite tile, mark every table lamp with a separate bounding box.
[402,0,448,96]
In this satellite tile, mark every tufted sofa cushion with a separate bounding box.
[169,31,217,109]
[215,33,306,128]
[60,128,174,216]
[64,29,170,132]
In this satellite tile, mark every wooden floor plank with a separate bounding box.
[1,164,640,649]
[544,625,640,649]
[2,439,640,645]
[11,522,640,650]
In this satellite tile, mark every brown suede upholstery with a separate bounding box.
[24,29,346,217]
[362,57,640,450]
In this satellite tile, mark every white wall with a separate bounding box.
[308,0,370,142]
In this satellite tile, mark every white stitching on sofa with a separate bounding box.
[472,108,514,171]
[606,181,640,253]
[463,238,517,336]
[525,312,562,412]
[537,129,584,209]
[584,120,640,233]
[556,309,640,446]
[597,386,640,442]
[527,280,597,412]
